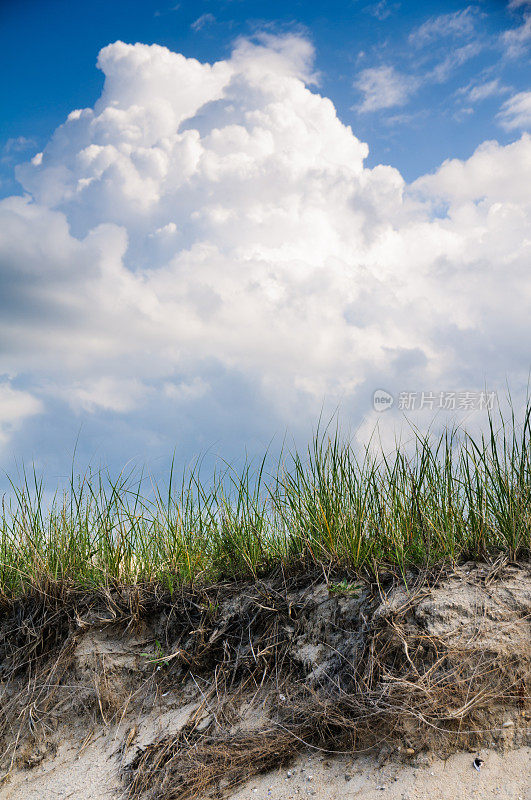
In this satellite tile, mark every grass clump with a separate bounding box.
[1,405,530,595]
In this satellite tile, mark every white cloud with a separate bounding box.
[69,377,150,413]
[428,42,482,84]
[411,134,531,204]
[502,13,531,58]
[191,13,215,32]
[0,381,43,447]
[402,6,484,91]
[233,32,318,85]
[2,136,36,155]
[497,91,531,130]
[1,136,37,166]
[356,11,483,115]
[164,377,209,401]
[355,65,418,112]
[409,7,479,47]
[1,36,531,462]
[465,79,509,104]
[365,1,400,21]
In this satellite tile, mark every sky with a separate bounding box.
[0,0,530,488]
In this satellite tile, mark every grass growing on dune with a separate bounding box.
[1,406,530,595]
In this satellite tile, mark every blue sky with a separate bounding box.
[0,0,530,489]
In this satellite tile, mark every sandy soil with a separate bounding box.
[1,564,529,800]
[1,737,529,800]
[230,747,531,800]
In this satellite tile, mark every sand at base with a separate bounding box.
[1,739,529,800]
[230,747,531,800]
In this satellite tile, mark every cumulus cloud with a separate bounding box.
[497,91,531,130]
[1,35,530,467]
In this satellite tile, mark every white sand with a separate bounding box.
[1,737,529,800]
[230,747,531,800]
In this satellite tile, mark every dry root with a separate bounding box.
[0,562,529,798]
[127,728,298,800]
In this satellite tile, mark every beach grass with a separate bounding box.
[1,405,530,595]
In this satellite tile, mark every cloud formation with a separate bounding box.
[0,382,42,447]
[355,7,485,116]
[191,13,216,32]
[464,79,509,104]
[502,11,531,58]
[498,91,531,129]
[409,6,480,47]
[355,65,418,112]
[1,35,530,468]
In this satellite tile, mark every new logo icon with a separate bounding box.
[373,389,394,412]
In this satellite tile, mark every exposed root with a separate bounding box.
[0,562,529,798]
[127,727,298,800]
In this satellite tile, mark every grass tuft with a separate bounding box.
[1,405,530,595]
